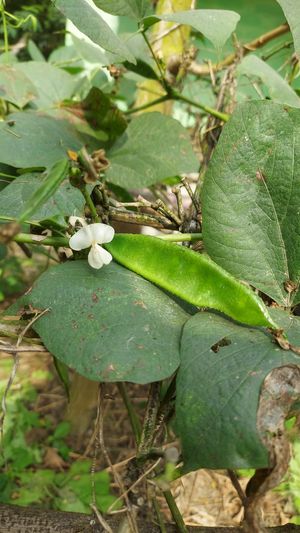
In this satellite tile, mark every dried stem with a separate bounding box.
[188,23,290,76]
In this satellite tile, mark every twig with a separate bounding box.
[117,383,142,445]
[227,469,247,506]
[90,503,113,533]
[108,458,161,512]
[109,207,177,230]
[0,345,48,353]
[188,23,290,76]
[151,23,181,45]
[95,385,139,533]
[0,308,49,456]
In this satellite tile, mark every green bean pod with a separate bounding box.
[18,158,70,224]
[106,234,278,329]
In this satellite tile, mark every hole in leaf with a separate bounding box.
[211,337,231,353]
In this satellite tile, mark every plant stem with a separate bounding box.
[137,382,161,462]
[11,232,202,248]
[13,233,69,247]
[82,187,100,222]
[157,232,202,242]
[124,90,227,121]
[163,489,188,533]
[152,496,167,533]
[117,383,142,445]
[1,4,9,55]
[172,89,229,122]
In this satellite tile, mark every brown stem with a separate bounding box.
[188,23,290,76]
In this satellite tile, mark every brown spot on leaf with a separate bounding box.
[92,292,99,303]
[256,169,266,182]
[284,280,298,294]
[134,300,147,310]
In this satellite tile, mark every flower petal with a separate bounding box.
[69,216,87,227]
[88,223,115,244]
[88,244,112,269]
[69,225,93,250]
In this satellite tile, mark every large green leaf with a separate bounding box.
[52,0,135,63]
[176,310,300,471]
[202,101,300,306]
[0,173,85,222]
[11,261,188,383]
[94,0,151,20]
[106,112,198,187]
[81,87,127,142]
[15,62,76,110]
[238,55,300,108]
[276,0,300,57]
[0,65,37,108]
[142,10,240,50]
[0,112,82,169]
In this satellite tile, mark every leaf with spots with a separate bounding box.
[202,101,300,306]
[175,309,300,472]
[9,261,189,384]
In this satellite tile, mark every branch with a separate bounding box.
[188,23,290,76]
[0,504,299,533]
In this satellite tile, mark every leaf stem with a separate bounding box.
[124,94,170,115]
[171,90,229,122]
[142,31,169,92]
[117,383,142,446]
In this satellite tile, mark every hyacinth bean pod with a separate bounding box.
[106,234,277,329]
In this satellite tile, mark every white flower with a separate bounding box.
[69,223,115,269]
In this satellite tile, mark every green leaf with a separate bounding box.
[0,173,85,223]
[11,261,188,384]
[52,421,71,440]
[15,62,76,109]
[238,55,300,108]
[202,101,300,306]
[0,65,38,108]
[52,0,136,63]
[106,112,198,188]
[106,234,277,328]
[276,0,300,57]
[93,0,151,20]
[176,310,300,471]
[123,58,160,80]
[18,159,70,224]
[142,9,240,50]
[0,112,82,169]
[82,87,127,142]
